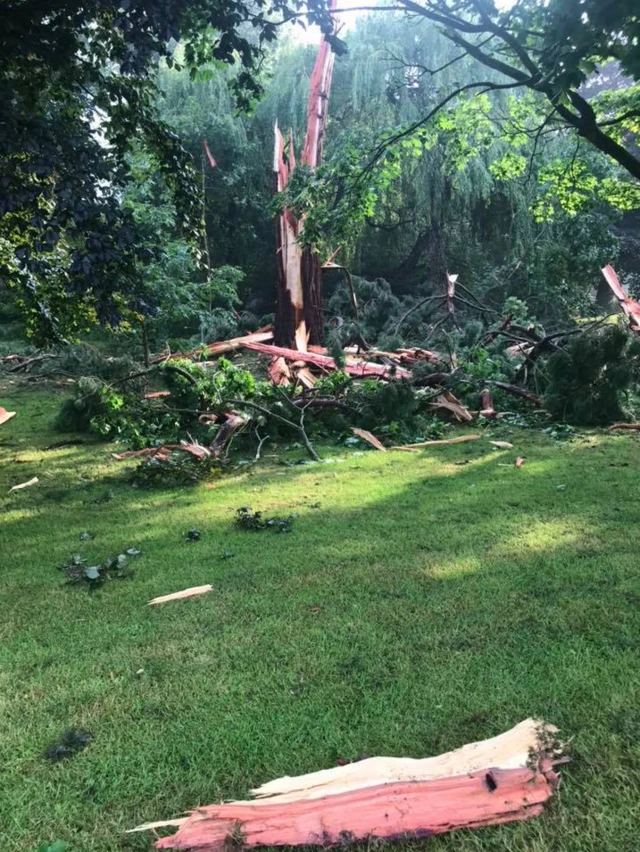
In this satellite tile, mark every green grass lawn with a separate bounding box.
[1,382,639,852]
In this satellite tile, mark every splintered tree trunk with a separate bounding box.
[273,4,336,350]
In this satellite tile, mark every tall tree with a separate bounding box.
[327,0,640,182]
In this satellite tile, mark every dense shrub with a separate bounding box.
[543,325,640,425]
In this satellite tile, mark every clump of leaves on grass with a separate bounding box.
[42,729,92,763]
[59,549,141,588]
[234,507,296,533]
[131,452,221,488]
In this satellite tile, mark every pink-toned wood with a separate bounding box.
[202,140,217,168]
[301,2,337,170]
[268,356,292,386]
[0,406,16,426]
[156,766,556,851]
[479,388,497,418]
[601,264,640,335]
[144,391,172,400]
[241,341,412,379]
[111,443,210,462]
[274,5,338,349]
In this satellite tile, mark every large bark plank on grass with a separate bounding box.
[140,719,563,851]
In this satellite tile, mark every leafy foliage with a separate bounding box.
[543,325,640,425]
[131,451,221,489]
[59,549,141,587]
[0,0,338,342]
[42,729,92,763]
[234,507,295,533]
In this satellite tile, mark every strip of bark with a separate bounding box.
[241,341,412,380]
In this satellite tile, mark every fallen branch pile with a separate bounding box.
[131,718,564,850]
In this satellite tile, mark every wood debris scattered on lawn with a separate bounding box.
[430,390,473,423]
[132,719,565,850]
[148,585,213,606]
[515,456,525,468]
[0,406,16,426]
[351,428,386,451]
[609,422,640,431]
[490,440,514,449]
[8,475,38,493]
[392,434,481,451]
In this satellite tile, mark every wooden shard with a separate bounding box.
[148,585,213,606]
[0,406,16,426]
[392,434,481,450]
[139,719,563,851]
[601,264,640,336]
[430,390,473,423]
[351,428,386,451]
[8,476,38,493]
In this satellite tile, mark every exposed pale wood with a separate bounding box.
[142,719,562,852]
[430,390,473,423]
[351,428,386,451]
[250,719,552,802]
[148,585,213,606]
[127,818,188,834]
[8,476,39,493]
[610,422,640,431]
[0,407,16,426]
[490,440,514,449]
[392,434,481,450]
[153,329,273,363]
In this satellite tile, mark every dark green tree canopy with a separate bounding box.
[0,0,337,340]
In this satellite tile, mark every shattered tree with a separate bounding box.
[273,1,337,351]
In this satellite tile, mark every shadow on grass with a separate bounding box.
[1,391,640,851]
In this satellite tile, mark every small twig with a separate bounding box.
[395,295,446,337]
[254,428,268,462]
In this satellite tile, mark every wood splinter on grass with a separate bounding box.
[8,476,38,493]
[392,434,481,450]
[131,718,565,851]
[148,585,213,606]
[351,428,386,451]
[0,406,17,426]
